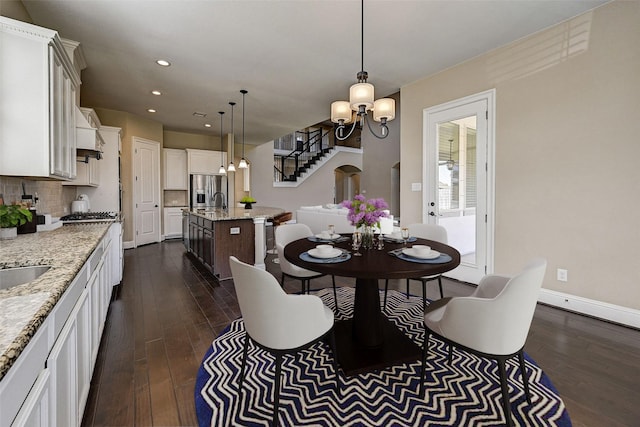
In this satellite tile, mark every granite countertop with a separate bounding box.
[187,206,285,221]
[0,223,111,381]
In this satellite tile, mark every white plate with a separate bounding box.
[308,248,343,259]
[402,248,440,260]
[315,233,340,240]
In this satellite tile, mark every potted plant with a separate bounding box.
[240,195,257,209]
[0,204,33,240]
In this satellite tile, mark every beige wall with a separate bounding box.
[401,1,640,310]
[164,130,220,151]
[360,92,401,216]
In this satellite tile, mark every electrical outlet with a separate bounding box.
[557,268,568,282]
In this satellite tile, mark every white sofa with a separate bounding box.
[295,205,394,235]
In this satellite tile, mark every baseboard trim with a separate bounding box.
[538,289,640,329]
[123,240,135,249]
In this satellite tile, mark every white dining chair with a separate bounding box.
[419,258,547,427]
[276,223,339,311]
[229,256,340,426]
[383,223,448,312]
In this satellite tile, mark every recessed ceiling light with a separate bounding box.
[156,59,170,67]
[147,109,156,113]
[204,123,212,128]
[151,90,162,96]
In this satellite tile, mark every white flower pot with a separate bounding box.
[0,227,18,240]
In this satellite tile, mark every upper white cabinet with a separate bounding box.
[0,17,81,179]
[164,149,188,190]
[186,149,226,176]
[76,108,105,151]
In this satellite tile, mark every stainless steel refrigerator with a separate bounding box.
[190,174,228,210]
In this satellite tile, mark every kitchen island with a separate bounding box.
[185,206,284,280]
[0,222,120,425]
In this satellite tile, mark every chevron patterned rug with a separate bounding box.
[196,287,571,426]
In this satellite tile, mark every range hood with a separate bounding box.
[76,106,105,158]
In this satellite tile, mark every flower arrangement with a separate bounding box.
[340,195,389,229]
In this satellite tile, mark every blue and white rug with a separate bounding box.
[196,287,571,426]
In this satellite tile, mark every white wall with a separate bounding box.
[247,142,363,214]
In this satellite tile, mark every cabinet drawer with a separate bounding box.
[50,264,87,341]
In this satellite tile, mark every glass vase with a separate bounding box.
[361,225,374,250]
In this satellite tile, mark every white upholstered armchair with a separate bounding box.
[420,258,547,427]
[229,256,339,426]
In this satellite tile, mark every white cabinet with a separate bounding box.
[163,207,184,239]
[186,149,226,175]
[0,17,80,180]
[62,157,100,187]
[164,149,188,190]
[0,225,119,427]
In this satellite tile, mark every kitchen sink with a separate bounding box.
[0,265,51,291]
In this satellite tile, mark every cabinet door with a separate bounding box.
[163,208,183,239]
[203,228,213,270]
[187,149,224,175]
[75,288,91,421]
[48,311,78,427]
[49,46,76,179]
[163,149,187,190]
[11,369,51,427]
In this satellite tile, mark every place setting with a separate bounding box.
[389,243,452,264]
[383,227,417,244]
[307,224,350,243]
[299,244,351,263]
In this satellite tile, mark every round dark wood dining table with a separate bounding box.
[284,234,460,376]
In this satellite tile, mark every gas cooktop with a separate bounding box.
[61,212,118,223]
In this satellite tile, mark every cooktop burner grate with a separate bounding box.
[61,212,118,222]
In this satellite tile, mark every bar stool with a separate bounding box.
[267,211,292,264]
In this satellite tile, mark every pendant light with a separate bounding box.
[330,0,395,141]
[237,89,249,169]
[227,101,236,172]
[218,111,226,175]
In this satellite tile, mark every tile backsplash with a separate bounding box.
[0,176,77,217]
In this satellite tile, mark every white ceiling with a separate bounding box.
[22,0,608,145]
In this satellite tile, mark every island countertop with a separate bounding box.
[186,206,284,221]
[0,223,111,381]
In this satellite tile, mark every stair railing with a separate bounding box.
[274,129,332,182]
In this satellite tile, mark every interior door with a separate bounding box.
[133,137,161,247]
[424,91,495,283]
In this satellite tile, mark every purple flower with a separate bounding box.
[340,195,389,228]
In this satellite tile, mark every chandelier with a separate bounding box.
[330,0,395,141]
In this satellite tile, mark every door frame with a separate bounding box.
[422,89,495,282]
[132,136,161,248]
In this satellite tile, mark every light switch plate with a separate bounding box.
[411,182,422,191]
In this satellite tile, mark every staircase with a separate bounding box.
[274,128,334,182]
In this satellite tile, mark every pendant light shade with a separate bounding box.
[331,101,352,124]
[349,82,374,110]
[238,89,249,169]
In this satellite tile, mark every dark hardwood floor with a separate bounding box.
[81,241,640,427]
